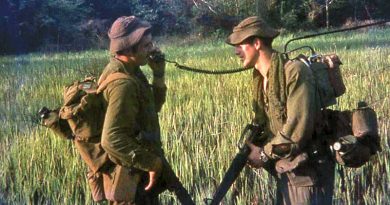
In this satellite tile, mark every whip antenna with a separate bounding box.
[283,20,390,55]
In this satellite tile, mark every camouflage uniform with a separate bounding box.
[227,16,335,205]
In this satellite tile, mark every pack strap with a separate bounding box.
[97,72,131,94]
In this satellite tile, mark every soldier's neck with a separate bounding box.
[255,48,274,79]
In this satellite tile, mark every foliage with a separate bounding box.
[0,0,390,54]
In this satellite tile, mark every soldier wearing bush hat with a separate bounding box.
[226,16,335,204]
[96,16,179,204]
[108,16,151,54]
[226,16,279,45]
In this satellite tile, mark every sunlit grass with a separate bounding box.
[0,28,389,204]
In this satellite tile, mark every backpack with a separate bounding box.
[41,72,131,202]
[297,54,346,108]
[295,54,380,168]
[42,72,130,171]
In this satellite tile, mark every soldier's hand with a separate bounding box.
[147,47,165,77]
[246,142,267,169]
[144,157,163,191]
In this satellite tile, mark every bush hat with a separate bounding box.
[108,16,151,53]
[226,16,279,45]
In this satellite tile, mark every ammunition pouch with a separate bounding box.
[86,164,143,202]
[103,165,141,202]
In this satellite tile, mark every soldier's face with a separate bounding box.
[133,34,154,66]
[234,42,258,68]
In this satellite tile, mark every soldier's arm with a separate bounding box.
[263,61,317,159]
[152,76,167,112]
[101,79,160,171]
[148,49,167,112]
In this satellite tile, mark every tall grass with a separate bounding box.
[0,28,389,204]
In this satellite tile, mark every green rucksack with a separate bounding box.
[295,54,380,168]
[40,73,130,172]
[297,53,346,108]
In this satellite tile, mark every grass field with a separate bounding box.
[0,28,389,204]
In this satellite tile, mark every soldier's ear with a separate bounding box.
[253,38,262,50]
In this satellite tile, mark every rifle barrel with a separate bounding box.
[209,147,250,205]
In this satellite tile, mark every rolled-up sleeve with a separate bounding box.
[264,62,317,159]
[101,79,159,171]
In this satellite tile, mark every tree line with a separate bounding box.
[1,0,389,54]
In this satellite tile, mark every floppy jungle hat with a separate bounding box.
[108,16,151,53]
[226,16,279,45]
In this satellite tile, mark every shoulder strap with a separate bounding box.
[97,72,131,93]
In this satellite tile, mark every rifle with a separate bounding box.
[158,156,196,205]
[205,123,265,205]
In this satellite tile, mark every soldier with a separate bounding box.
[99,16,169,204]
[226,16,335,204]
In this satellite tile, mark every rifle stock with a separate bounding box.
[160,156,196,205]
[205,123,264,205]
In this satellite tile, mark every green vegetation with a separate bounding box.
[0,28,389,204]
[2,0,390,54]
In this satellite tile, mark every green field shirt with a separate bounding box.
[100,58,167,172]
[253,52,320,160]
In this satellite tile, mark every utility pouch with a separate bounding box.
[103,165,141,202]
[87,170,105,202]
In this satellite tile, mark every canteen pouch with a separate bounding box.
[352,102,381,153]
[103,165,141,202]
[87,170,105,202]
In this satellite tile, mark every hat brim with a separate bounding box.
[109,22,151,53]
[225,27,280,46]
